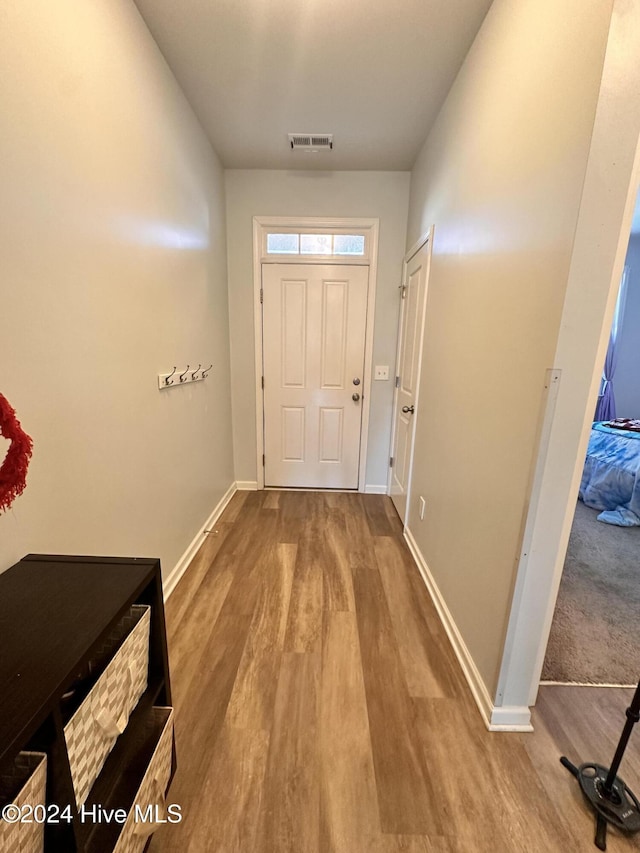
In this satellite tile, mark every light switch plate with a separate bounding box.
[374,365,389,380]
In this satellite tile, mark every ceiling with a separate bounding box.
[133,0,493,171]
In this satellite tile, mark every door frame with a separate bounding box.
[252,216,380,491]
[386,228,433,520]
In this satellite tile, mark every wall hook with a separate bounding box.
[165,366,176,386]
[179,365,190,383]
[202,364,213,378]
[191,363,201,380]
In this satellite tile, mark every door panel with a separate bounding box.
[282,407,305,461]
[263,263,368,489]
[401,266,421,397]
[321,280,348,389]
[390,242,431,522]
[282,280,307,387]
[319,407,344,462]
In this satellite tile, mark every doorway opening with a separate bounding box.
[492,6,640,723]
[541,191,640,687]
[252,217,379,491]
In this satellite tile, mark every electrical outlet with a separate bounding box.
[374,365,389,380]
[419,496,426,520]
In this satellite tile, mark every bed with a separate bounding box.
[579,421,640,526]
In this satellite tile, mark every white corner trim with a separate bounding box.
[235,480,258,491]
[488,706,534,731]
[364,484,388,494]
[163,482,237,602]
[403,526,533,732]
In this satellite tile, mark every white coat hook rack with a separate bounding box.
[158,363,211,390]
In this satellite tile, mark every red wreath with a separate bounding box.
[0,394,33,513]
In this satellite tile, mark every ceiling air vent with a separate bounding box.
[288,133,333,151]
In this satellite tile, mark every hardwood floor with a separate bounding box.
[149,490,640,852]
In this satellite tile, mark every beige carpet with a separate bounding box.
[541,500,640,685]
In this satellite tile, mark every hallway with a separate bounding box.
[149,491,639,852]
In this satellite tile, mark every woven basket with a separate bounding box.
[112,707,174,853]
[0,751,47,853]
[64,605,151,807]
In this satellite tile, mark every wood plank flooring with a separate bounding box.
[149,490,640,852]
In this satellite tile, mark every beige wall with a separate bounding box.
[225,170,410,487]
[0,0,234,578]
[405,0,613,696]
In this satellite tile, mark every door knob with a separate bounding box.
[353,378,361,386]
[402,405,415,414]
[352,393,361,402]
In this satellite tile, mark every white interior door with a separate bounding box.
[262,263,369,488]
[390,239,431,522]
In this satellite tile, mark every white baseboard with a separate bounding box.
[163,482,237,601]
[364,484,388,495]
[403,526,532,732]
[540,680,636,688]
[236,480,258,491]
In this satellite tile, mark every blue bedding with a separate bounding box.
[579,422,640,526]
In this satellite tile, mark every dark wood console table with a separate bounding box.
[0,554,173,852]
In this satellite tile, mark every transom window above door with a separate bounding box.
[266,232,366,257]
[258,222,374,263]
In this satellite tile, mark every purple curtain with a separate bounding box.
[594,267,628,422]
[594,332,617,421]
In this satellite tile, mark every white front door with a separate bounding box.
[262,263,369,489]
[390,239,431,522]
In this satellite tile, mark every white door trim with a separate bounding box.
[252,216,379,491]
[494,0,640,717]
[387,228,434,521]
